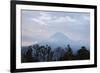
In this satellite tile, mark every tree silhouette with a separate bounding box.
[25,46,33,62]
[63,44,73,60]
[32,44,53,61]
[77,46,90,60]
[53,47,65,61]
[46,45,54,61]
[21,43,90,62]
[21,51,27,63]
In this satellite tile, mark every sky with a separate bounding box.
[21,10,90,46]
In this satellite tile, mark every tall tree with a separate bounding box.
[25,46,33,62]
[63,44,73,60]
[77,46,90,60]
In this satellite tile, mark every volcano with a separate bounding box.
[21,32,90,62]
[38,32,82,54]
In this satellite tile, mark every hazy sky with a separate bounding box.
[21,10,90,46]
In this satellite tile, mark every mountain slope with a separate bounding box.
[39,32,81,54]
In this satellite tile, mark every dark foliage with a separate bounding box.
[21,44,90,63]
[76,46,90,60]
[62,45,74,60]
[21,46,38,62]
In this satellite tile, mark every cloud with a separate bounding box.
[21,10,90,46]
[30,12,77,27]
[30,12,53,26]
[52,16,76,23]
[39,12,52,21]
[65,16,76,22]
[32,18,47,25]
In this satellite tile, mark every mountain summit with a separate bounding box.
[39,32,82,54]
[39,32,72,49]
[50,32,71,42]
[51,32,69,39]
